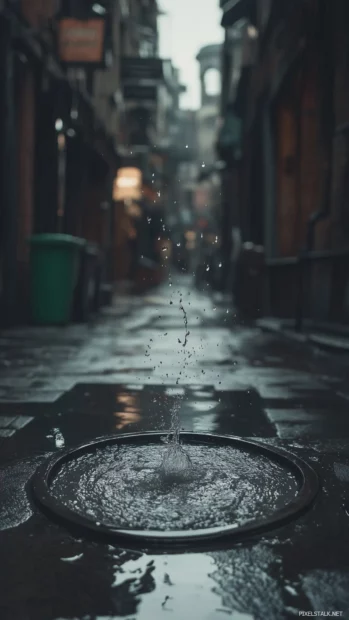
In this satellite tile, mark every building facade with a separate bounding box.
[195,44,222,238]
[0,0,183,322]
[218,0,349,326]
[196,44,222,169]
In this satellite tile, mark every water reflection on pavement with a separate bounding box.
[1,277,349,618]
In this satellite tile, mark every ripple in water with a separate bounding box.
[51,444,299,531]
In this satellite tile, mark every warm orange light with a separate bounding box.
[118,177,139,188]
[113,167,142,201]
[57,134,66,151]
[125,201,142,219]
[116,393,136,406]
[114,411,141,430]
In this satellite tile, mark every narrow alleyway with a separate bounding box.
[1,276,349,619]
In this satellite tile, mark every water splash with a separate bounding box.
[161,441,192,480]
[179,299,190,348]
[161,295,191,475]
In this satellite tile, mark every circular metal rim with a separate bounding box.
[31,432,320,544]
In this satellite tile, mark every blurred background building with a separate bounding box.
[217,0,349,328]
[1,0,349,332]
[0,0,191,322]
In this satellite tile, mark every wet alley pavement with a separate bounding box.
[1,275,349,619]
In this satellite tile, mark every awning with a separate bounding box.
[221,0,254,28]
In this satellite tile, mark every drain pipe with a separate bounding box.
[295,0,334,331]
[294,199,331,332]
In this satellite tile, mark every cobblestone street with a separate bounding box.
[1,277,349,619]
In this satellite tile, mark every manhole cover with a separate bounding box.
[32,432,319,544]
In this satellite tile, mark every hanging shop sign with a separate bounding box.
[121,57,164,82]
[57,17,106,67]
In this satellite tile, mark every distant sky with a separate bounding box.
[158,0,224,110]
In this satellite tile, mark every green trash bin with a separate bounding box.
[29,234,86,325]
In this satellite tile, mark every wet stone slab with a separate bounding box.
[0,278,349,617]
[41,383,276,437]
[1,371,349,455]
[0,390,65,403]
[0,384,276,462]
[0,440,349,619]
[0,415,33,430]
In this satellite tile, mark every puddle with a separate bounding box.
[193,390,215,398]
[189,401,217,412]
[0,455,49,530]
[50,442,299,532]
[52,383,272,439]
[165,387,186,397]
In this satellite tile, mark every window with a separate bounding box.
[204,68,221,97]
